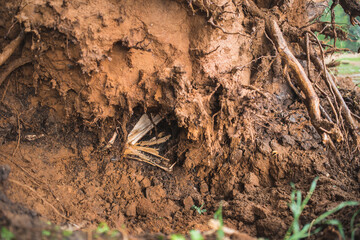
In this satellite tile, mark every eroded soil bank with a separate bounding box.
[0,0,359,239]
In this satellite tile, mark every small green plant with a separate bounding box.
[96,222,110,234]
[191,203,207,215]
[214,203,224,240]
[284,177,359,240]
[1,227,14,240]
[170,234,186,240]
[41,230,51,237]
[189,230,204,240]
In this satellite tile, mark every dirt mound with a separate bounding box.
[0,0,360,239]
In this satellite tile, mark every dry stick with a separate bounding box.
[8,179,76,224]
[306,33,311,79]
[208,16,250,37]
[0,32,24,67]
[12,112,22,156]
[0,57,32,86]
[315,84,339,124]
[305,34,337,124]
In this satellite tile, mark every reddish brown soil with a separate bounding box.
[0,0,360,239]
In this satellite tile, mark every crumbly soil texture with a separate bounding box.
[0,0,360,239]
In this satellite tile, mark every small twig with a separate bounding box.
[315,84,339,124]
[319,105,333,123]
[286,69,333,123]
[190,46,220,57]
[305,33,311,79]
[351,112,360,121]
[284,68,303,100]
[307,31,343,123]
[0,32,24,67]
[12,112,22,156]
[208,17,250,37]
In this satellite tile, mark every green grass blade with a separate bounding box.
[324,219,345,239]
[351,209,360,240]
[287,226,322,240]
[301,177,319,210]
[314,201,359,225]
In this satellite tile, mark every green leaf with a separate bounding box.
[1,227,14,240]
[313,201,359,225]
[170,234,186,240]
[189,230,204,240]
[324,219,345,239]
[351,209,360,240]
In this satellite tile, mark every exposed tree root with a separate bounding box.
[0,32,24,67]
[241,0,359,149]
[310,49,360,146]
[266,19,340,147]
[0,57,32,86]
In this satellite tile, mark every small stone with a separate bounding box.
[141,178,151,188]
[288,115,296,123]
[0,165,10,182]
[146,185,166,202]
[253,205,269,219]
[200,182,209,194]
[183,196,194,210]
[137,198,154,216]
[125,202,137,217]
[281,135,295,146]
[256,138,272,155]
[244,172,260,186]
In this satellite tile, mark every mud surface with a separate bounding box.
[0,0,360,239]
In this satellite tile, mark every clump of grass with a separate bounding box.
[284,177,359,240]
